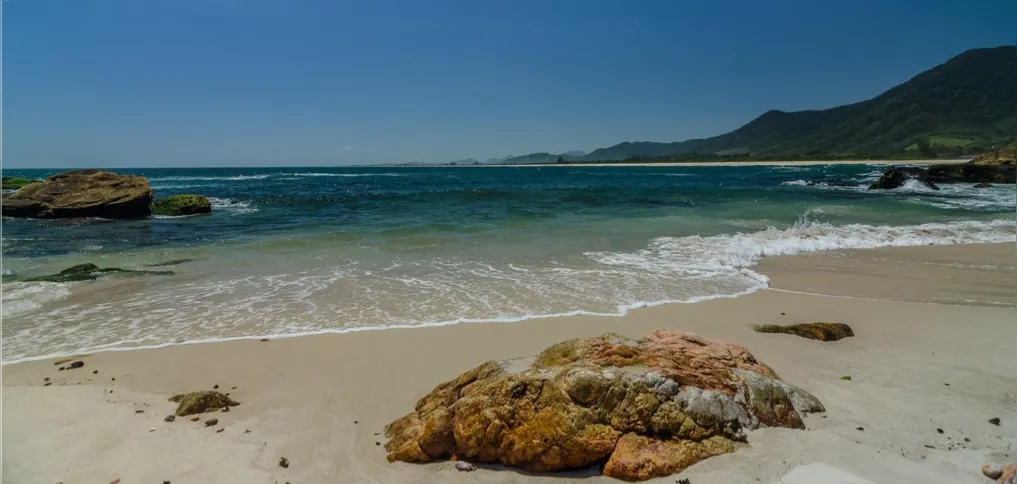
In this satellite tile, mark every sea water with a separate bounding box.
[2,164,1014,363]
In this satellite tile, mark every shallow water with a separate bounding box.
[2,165,1014,363]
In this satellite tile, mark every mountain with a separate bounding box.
[513,46,1017,163]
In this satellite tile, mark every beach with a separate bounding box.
[3,242,1015,484]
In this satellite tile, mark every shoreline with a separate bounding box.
[3,241,1012,367]
[4,242,1015,484]
[3,242,1015,483]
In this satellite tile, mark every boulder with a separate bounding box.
[983,462,1016,484]
[168,391,239,416]
[867,167,939,190]
[23,263,173,283]
[974,182,993,188]
[925,163,1015,184]
[1,176,41,190]
[2,169,153,219]
[384,330,824,481]
[752,322,854,342]
[152,194,212,217]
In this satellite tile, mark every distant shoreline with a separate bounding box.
[444,159,970,168]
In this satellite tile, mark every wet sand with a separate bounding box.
[3,243,1015,483]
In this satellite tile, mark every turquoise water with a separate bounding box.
[2,165,1014,363]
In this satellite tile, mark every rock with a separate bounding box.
[66,361,85,370]
[454,461,476,472]
[868,167,939,190]
[983,463,1017,484]
[168,391,239,416]
[205,418,219,427]
[752,322,854,342]
[164,415,176,422]
[384,330,824,481]
[44,377,50,382]
[841,376,852,381]
[937,428,944,434]
[279,457,289,468]
[189,416,200,422]
[151,194,212,217]
[213,384,219,389]
[1,176,41,190]
[23,263,174,283]
[216,428,224,433]
[970,147,1017,166]
[926,163,1015,184]
[974,182,993,188]
[135,410,145,414]
[1,169,153,219]
[93,370,98,374]
[989,417,1001,426]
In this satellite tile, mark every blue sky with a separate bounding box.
[5,0,1016,167]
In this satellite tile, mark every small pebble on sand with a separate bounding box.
[165,415,176,422]
[989,417,1001,426]
[279,457,289,468]
[205,418,219,427]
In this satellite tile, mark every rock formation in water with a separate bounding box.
[384,330,824,481]
[23,263,173,283]
[752,323,855,342]
[1,169,153,219]
[152,194,213,216]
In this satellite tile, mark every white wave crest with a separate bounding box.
[587,218,1016,271]
[1,282,73,318]
[155,175,271,181]
[207,197,258,214]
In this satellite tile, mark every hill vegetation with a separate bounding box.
[500,46,1016,164]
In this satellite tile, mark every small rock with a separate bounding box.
[260,338,270,342]
[111,377,115,381]
[216,428,224,433]
[93,370,98,374]
[66,361,84,369]
[375,442,380,446]
[164,481,171,484]
[279,457,290,468]
[677,479,691,484]
[924,444,935,449]
[44,382,52,386]
[164,415,176,422]
[455,461,476,472]
[944,383,950,386]
[989,417,1001,426]
[111,479,121,484]
[149,427,156,432]
[937,428,944,434]
[354,420,358,424]
[44,377,50,382]
[232,386,237,390]
[135,409,145,414]
[244,429,251,433]
[205,418,219,427]
[841,376,852,381]
[58,367,65,371]
[964,437,970,442]
[189,416,200,422]
[213,384,219,389]
[856,427,864,431]
[780,312,786,316]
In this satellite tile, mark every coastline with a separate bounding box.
[447,159,970,167]
[4,242,1015,483]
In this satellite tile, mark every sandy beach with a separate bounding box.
[3,242,1014,484]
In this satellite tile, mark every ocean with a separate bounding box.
[2,164,1014,364]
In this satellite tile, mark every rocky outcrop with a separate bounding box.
[384,331,824,481]
[868,167,939,190]
[925,162,1015,184]
[169,391,239,416]
[970,147,1016,166]
[752,323,854,342]
[23,263,173,283]
[983,462,1017,484]
[1,169,153,219]
[152,194,212,216]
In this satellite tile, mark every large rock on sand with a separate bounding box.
[752,322,854,342]
[384,330,824,481]
[152,194,212,216]
[1,169,153,219]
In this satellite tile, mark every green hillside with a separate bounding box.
[507,46,1017,163]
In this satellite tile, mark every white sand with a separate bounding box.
[3,244,1015,483]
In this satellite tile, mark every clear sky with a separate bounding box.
[5,0,1016,168]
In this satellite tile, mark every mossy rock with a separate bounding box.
[168,391,240,416]
[753,322,854,342]
[152,194,212,216]
[1,177,41,190]
[24,263,174,283]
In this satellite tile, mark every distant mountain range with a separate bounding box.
[493,46,1016,163]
